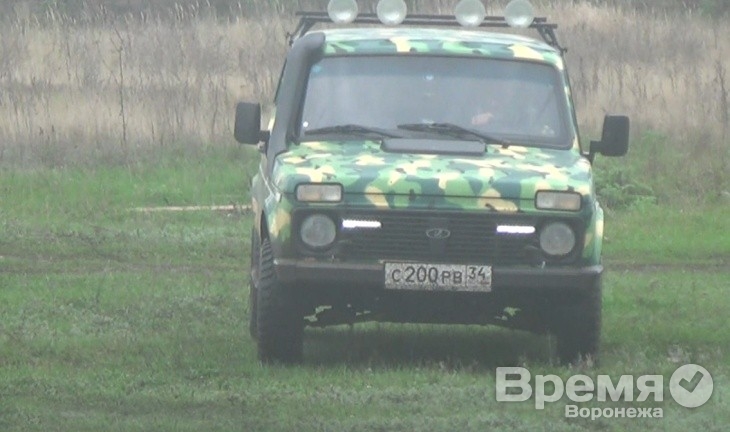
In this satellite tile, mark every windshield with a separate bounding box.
[299,55,575,147]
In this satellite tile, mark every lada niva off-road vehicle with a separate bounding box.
[235,0,629,364]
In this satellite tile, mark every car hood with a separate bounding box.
[273,140,593,208]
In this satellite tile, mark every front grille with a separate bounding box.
[339,210,540,265]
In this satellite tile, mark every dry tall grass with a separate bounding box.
[0,6,290,165]
[0,1,728,197]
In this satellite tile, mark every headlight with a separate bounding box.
[296,184,343,202]
[300,214,337,249]
[539,222,576,256]
[535,191,582,211]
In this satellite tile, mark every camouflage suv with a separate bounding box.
[235,8,629,364]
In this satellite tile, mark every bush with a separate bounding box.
[594,159,657,210]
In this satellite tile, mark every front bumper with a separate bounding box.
[273,259,602,290]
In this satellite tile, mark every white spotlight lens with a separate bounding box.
[455,0,486,27]
[376,0,407,26]
[327,0,359,24]
[505,0,535,28]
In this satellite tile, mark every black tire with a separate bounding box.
[248,230,260,340]
[248,279,258,340]
[551,278,602,365]
[255,239,304,364]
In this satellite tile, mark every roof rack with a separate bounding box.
[289,11,565,54]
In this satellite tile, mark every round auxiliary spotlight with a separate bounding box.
[327,0,359,24]
[505,0,535,28]
[376,0,407,26]
[455,0,486,27]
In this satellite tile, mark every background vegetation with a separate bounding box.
[0,0,728,208]
[1,0,729,17]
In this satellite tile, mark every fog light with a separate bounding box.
[327,0,358,24]
[455,0,486,27]
[376,0,407,25]
[505,0,535,28]
[539,222,576,256]
[497,225,536,235]
[301,214,337,249]
[342,219,382,230]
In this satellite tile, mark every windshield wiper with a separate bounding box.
[397,122,507,145]
[304,124,403,139]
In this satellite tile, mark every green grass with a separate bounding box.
[0,144,258,226]
[604,204,730,266]
[1,150,728,431]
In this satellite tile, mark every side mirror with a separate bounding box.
[234,102,266,144]
[590,115,630,160]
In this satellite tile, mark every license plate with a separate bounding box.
[384,263,492,292]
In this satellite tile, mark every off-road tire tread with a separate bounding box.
[256,239,303,364]
[248,230,259,340]
[248,278,258,340]
[552,279,602,365]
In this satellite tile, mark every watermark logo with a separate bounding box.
[669,364,713,408]
[496,364,713,419]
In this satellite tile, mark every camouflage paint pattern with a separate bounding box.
[583,202,604,265]
[263,140,601,264]
[322,28,564,71]
[274,141,592,202]
[255,27,601,265]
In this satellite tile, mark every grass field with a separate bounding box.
[1,1,729,429]
[1,148,728,431]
